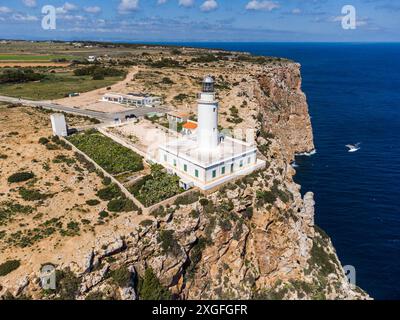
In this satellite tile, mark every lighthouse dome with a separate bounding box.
[203,75,214,83]
[202,75,214,93]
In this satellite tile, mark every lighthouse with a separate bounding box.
[197,76,219,150]
[158,74,265,191]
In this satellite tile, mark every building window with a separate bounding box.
[184,164,188,172]
[164,154,167,162]
[195,169,199,178]
[212,170,217,178]
[240,160,243,168]
[248,157,251,164]
[221,167,225,175]
[173,159,177,167]
[213,108,216,112]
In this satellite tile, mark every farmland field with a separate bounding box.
[0,72,124,100]
[0,54,75,61]
[68,130,144,175]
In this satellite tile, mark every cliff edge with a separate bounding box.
[0,57,369,300]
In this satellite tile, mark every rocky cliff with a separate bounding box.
[1,61,369,300]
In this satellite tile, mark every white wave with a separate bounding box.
[296,149,317,157]
[291,161,299,168]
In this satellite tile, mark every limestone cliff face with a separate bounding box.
[255,62,315,160]
[1,61,369,301]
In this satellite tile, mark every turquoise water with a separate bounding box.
[163,42,400,299]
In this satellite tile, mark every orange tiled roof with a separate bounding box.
[183,122,198,130]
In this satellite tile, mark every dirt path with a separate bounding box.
[54,67,139,108]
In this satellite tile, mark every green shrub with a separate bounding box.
[19,188,49,201]
[96,184,122,201]
[107,198,137,213]
[52,155,75,166]
[86,199,100,206]
[0,201,34,225]
[99,210,109,219]
[110,266,131,287]
[256,190,277,206]
[102,176,112,186]
[186,237,207,278]
[0,68,45,84]
[140,219,154,227]
[138,268,171,300]
[174,192,200,206]
[0,260,21,276]
[55,268,80,300]
[244,207,254,220]
[148,58,182,68]
[158,230,181,256]
[8,172,35,183]
[131,165,183,207]
[73,66,125,77]
[39,137,50,145]
[199,198,209,207]
[45,143,59,150]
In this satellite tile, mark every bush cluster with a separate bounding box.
[8,172,35,183]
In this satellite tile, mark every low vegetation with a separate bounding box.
[73,66,126,80]
[68,130,144,175]
[0,68,45,84]
[0,260,21,277]
[137,268,171,300]
[110,266,131,287]
[7,172,35,183]
[0,71,123,100]
[129,165,183,207]
[0,201,34,226]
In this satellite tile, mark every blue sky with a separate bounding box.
[0,0,399,42]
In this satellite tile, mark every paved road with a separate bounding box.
[0,95,169,122]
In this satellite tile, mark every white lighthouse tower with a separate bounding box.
[197,76,219,150]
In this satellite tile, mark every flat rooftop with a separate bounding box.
[160,135,257,168]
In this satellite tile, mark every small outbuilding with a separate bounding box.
[50,114,68,137]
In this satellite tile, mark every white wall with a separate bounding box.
[159,148,257,184]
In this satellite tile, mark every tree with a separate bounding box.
[138,268,171,300]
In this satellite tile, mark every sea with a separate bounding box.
[153,42,400,299]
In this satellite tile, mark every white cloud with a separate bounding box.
[292,8,301,14]
[0,6,12,14]
[84,6,102,14]
[158,0,167,4]
[118,0,139,13]
[179,0,194,8]
[201,0,218,12]
[245,1,279,11]
[56,2,79,14]
[12,13,39,21]
[22,0,37,8]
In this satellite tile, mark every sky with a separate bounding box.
[0,0,399,42]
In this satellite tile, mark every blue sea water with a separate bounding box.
[160,42,400,299]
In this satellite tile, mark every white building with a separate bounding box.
[102,93,162,108]
[50,114,68,137]
[87,56,97,62]
[158,76,265,191]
